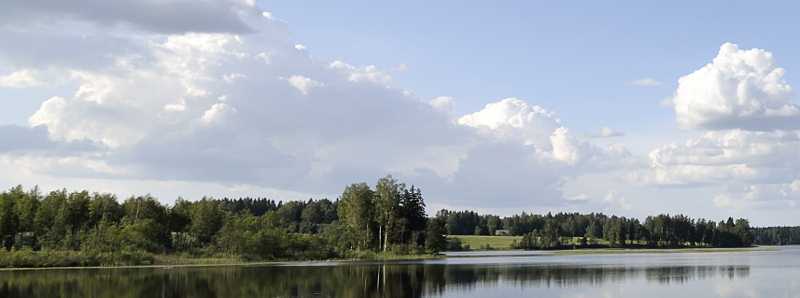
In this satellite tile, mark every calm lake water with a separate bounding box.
[2,247,799,298]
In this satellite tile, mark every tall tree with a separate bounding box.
[401,186,427,246]
[375,175,402,251]
[338,183,376,250]
[190,199,225,244]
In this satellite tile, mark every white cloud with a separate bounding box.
[256,52,272,64]
[551,127,582,165]
[643,130,800,186]
[458,98,634,169]
[0,4,635,211]
[639,43,800,212]
[201,102,236,124]
[713,183,800,209]
[429,96,455,113]
[329,60,392,85]
[285,75,323,95]
[223,73,247,83]
[458,97,561,148]
[0,69,43,88]
[629,78,662,87]
[673,42,799,131]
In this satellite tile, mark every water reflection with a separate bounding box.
[0,263,750,298]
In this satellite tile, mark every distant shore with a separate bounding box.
[551,246,776,255]
[443,246,775,258]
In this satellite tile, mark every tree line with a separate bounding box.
[0,176,448,267]
[437,211,755,249]
[751,226,800,245]
[0,180,790,267]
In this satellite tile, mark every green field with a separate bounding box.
[448,235,615,251]
[448,235,522,250]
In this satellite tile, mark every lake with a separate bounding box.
[1,247,799,297]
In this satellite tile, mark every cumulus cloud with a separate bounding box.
[673,43,800,131]
[458,98,634,169]
[0,5,634,210]
[0,69,43,88]
[458,98,561,148]
[713,182,800,209]
[643,43,800,210]
[329,61,393,85]
[5,22,467,195]
[285,75,323,95]
[642,129,800,186]
[429,96,455,113]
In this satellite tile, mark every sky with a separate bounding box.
[2,0,800,226]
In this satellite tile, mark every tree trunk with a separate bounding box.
[383,224,388,252]
[378,224,383,252]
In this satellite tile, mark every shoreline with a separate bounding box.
[443,246,776,258]
[0,254,447,272]
[0,246,776,272]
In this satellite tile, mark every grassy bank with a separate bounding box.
[0,249,443,270]
[0,250,158,268]
[448,235,522,250]
[447,235,771,254]
[0,246,771,270]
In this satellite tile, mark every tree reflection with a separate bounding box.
[0,263,750,298]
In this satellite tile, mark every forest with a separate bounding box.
[751,226,800,245]
[438,210,755,249]
[0,176,786,267]
[0,176,442,267]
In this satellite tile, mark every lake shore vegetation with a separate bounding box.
[0,176,786,268]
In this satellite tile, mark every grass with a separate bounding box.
[345,251,444,262]
[448,235,522,250]
[448,235,611,251]
[152,254,244,265]
[0,250,444,271]
[446,235,774,255]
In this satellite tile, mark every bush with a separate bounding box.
[0,249,154,268]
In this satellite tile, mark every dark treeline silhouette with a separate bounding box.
[751,226,800,245]
[0,176,447,267]
[436,210,754,249]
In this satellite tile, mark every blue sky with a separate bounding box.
[262,0,800,139]
[3,0,800,225]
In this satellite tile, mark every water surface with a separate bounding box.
[2,247,799,297]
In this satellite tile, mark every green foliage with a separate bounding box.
[0,180,769,268]
[425,217,447,253]
[0,176,438,267]
[0,249,154,268]
[752,226,800,245]
[338,183,377,250]
[189,199,224,244]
